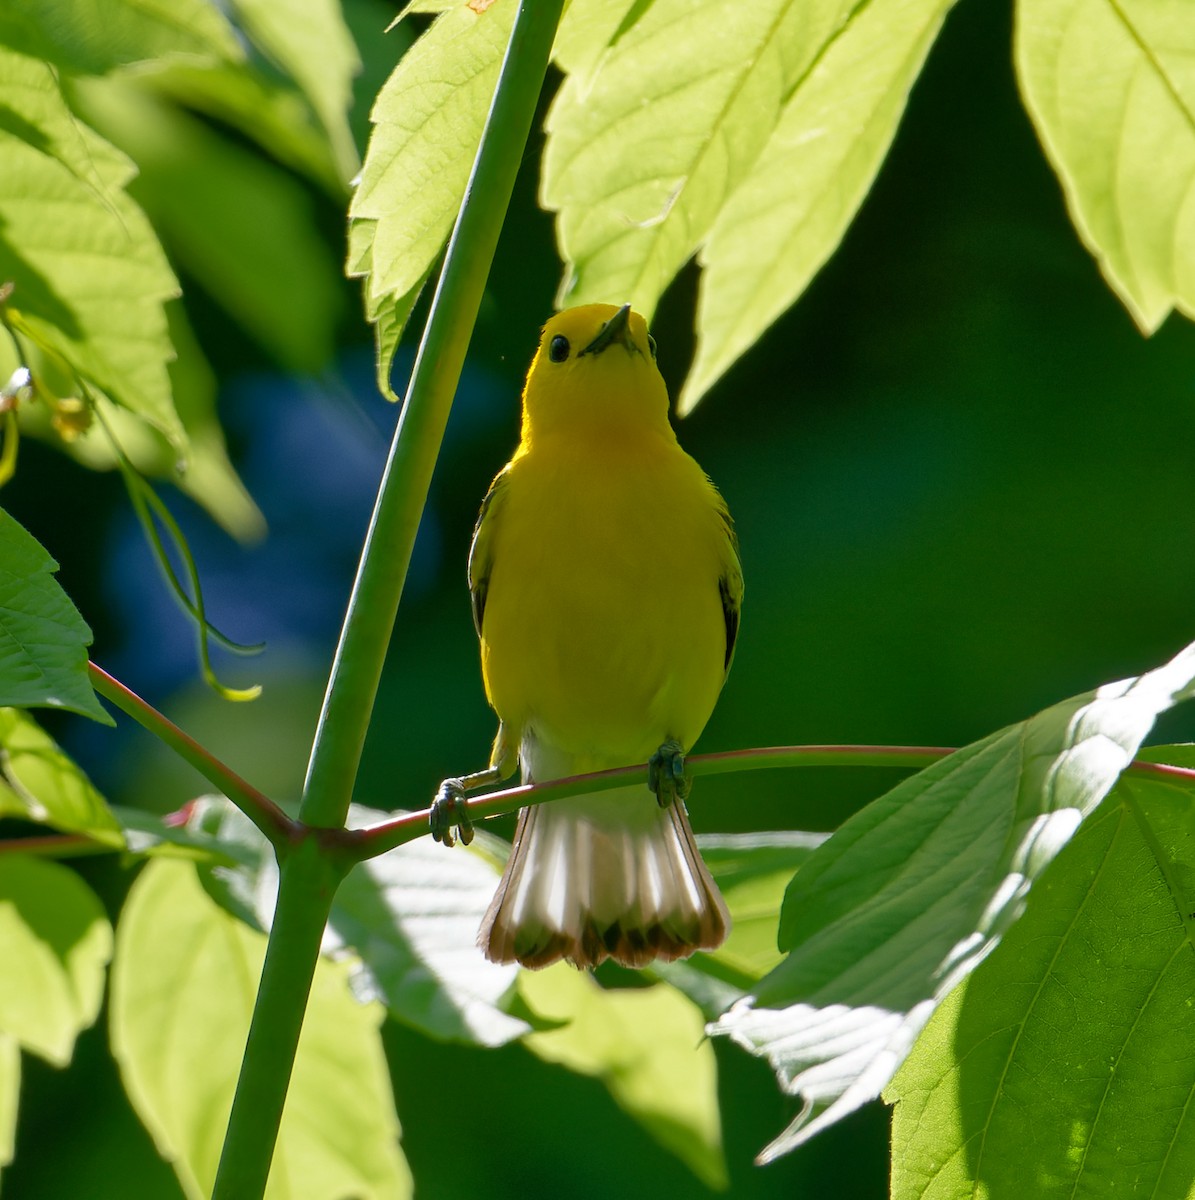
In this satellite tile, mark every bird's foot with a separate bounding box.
[648,739,690,808]
[430,778,475,847]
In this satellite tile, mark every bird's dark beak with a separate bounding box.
[580,304,634,356]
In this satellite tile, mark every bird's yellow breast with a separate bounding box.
[479,430,729,771]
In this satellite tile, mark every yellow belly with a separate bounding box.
[480,437,728,770]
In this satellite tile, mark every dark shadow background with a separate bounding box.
[4,1,1194,1196]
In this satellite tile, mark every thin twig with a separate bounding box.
[87,662,294,848]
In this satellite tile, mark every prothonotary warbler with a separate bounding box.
[431,303,743,970]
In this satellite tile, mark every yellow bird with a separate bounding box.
[432,303,742,970]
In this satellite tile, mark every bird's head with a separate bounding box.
[519,304,672,444]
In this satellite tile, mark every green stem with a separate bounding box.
[211,840,342,1200]
[88,662,292,848]
[211,5,564,1196]
[299,2,563,830]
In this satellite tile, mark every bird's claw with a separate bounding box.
[430,778,475,847]
[648,739,690,808]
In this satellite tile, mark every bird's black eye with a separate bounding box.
[647,334,657,360]
[549,335,570,363]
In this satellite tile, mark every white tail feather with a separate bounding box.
[479,785,729,969]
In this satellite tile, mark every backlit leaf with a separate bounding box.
[0,45,183,444]
[1016,0,1195,333]
[230,0,362,183]
[521,967,727,1189]
[348,1,513,396]
[0,855,112,1066]
[0,0,240,75]
[110,859,411,1200]
[0,708,122,844]
[543,0,954,411]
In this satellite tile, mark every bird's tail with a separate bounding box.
[478,786,729,970]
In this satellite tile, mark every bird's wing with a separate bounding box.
[468,465,510,637]
[715,492,743,676]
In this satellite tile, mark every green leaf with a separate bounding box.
[0,1033,17,1184]
[0,47,184,445]
[683,0,956,411]
[710,639,1195,1161]
[0,708,122,844]
[230,0,362,183]
[0,0,241,75]
[76,75,343,374]
[183,798,530,1046]
[543,0,954,411]
[650,831,827,1017]
[0,855,112,1066]
[111,859,411,1200]
[1016,0,1195,333]
[348,1,514,396]
[888,777,1195,1199]
[521,967,728,1189]
[329,814,532,1047]
[699,831,827,981]
[551,0,650,81]
[0,508,109,722]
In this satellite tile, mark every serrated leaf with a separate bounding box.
[683,0,955,411]
[1016,0,1195,333]
[348,1,513,395]
[110,859,411,1200]
[544,0,953,412]
[0,508,109,722]
[0,708,122,844]
[0,855,112,1066]
[521,968,727,1189]
[0,1033,17,1183]
[230,0,362,183]
[888,777,1195,1199]
[0,0,241,75]
[710,639,1195,1161]
[0,54,184,444]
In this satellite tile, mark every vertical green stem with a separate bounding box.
[210,4,564,1196]
[300,0,563,829]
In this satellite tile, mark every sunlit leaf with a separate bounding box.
[77,75,343,374]
[700,831,827,981]
[186,798,530,1047]
[683,0,955,411]
[0,708,122,844]
[0,0,241,75]
[551,0,650,81]
[330,817,531,1047]
[710,639,1195,1161]
[0,47,183,445]
[544,0,954,411]
[888,773,1195,1199]
[0,855,112,1066]
[1016,0,1195,333]
[111,859,411,1200]
[348,1,513,396]
[0,508,109,722]
[230,0,362,183]
[521,967,728,1189]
